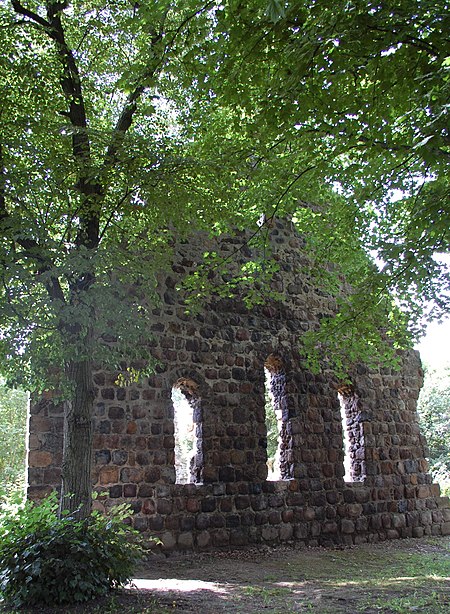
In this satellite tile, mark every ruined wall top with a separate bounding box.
[27,216,450,550]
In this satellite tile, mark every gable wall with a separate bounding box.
[27,219,450,549]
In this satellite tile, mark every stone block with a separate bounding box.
[392,514,406,529]
[341,519,355,534]
[235,495,250,509]
[109,484,122,498]
[303,507,315,521]
[294,523,308,539]
[210,514,226,528]
[180,516,195,531]
[99,466,119,485]
[280,523,294,541]
[196,514,210,530]
[95,449,111,465]
[230,529,249,546]
[212,529,230,547]
[386,529,400,540]
[157,499,173,515]
[141,499,156,514]
[111,449,128,465]
[28,451,53,468]
[323,521,338,534]
[347,504,363,518]
[282,509,294,523]
[354,488,370,504]
[43,467,62,483]
[161,531,177,550]
[356,517,369,532]
[148,515,164,531]
[133,517,149,532]
[186,498,200,513]
[226,514,240,528]
[269,511,282,525]
[262,526,279,542]
[201,497,216,513]
[197,531,211,548]
[177,532,194,550]
[417,485,430,499]
[343,489,355,503]
[27,485,53,500]
[123,483,137,497]
[412,526,424,538]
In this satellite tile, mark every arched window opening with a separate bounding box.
[338,384,365,482]
[264,354,292,480]
[172,378,203,484]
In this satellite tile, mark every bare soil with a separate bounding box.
[2,537,449,613]
[130,537,449,613]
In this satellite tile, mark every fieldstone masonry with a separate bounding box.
[27,218,450,550]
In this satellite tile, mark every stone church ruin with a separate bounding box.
[27,219,450,551]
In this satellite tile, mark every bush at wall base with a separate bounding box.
[0,492,143,607]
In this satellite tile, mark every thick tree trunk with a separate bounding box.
[60,356,95,519]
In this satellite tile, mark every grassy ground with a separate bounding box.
[1,536,449,613]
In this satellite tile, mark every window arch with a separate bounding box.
[264,354,293,480]
[172,377,203,484]
[337,384,365,482]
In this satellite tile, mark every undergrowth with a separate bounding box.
[0,492,143,608]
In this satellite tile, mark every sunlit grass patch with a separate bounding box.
[360,589,449,613]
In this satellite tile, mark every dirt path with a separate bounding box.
[125,537,450,613]
[2,537,449,613]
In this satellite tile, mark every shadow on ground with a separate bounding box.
[1,537,449,613]
[125,536,450,613]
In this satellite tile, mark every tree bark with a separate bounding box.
[60,354,95,519]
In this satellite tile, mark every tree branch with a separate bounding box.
[42,1,102,250]
[98,188,137,242]
[11,0,50,29]
[103,2,215,171]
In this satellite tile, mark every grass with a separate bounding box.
[1,538,449,613]
[364,591,449,614]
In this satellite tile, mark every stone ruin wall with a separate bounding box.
[27,219,450,551]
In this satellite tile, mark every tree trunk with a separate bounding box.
[60,356,95,519]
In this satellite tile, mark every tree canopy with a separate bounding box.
[417,363,450,493]
[0,0,237,392]
[195,0,450,368]
[0,0,449,511]
[1,0,449,384]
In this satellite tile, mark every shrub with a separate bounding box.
[0,492,143,607]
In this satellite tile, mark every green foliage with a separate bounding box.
[417,364,450,493]
[265,392,279,465]
[0,493,143,608]
[0,0,237,396]
[1,0,448,393]
[1,0,448,386]
[0,380,28,500]
[181,240,283,313]
[196,0,450,368]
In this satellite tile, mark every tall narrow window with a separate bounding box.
[264,354,292,480]
[338,385,365,482]
[172,378,203,484]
